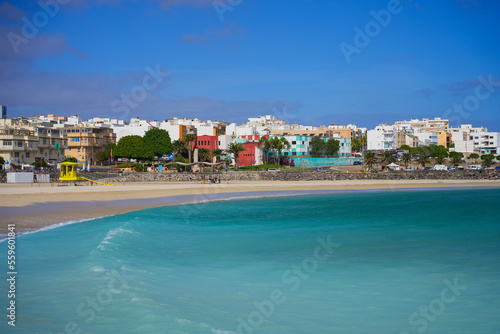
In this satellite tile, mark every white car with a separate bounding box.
[433,165,448,171]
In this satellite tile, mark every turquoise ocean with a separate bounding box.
[1,188,500,333]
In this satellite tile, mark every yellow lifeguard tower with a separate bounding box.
[59,162,115,186]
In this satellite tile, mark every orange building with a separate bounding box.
[438,130,452,148]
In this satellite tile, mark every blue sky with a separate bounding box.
[1,0,499,130]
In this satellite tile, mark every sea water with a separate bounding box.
[1,188,500,334]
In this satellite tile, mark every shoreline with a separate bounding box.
[1,180,500,235]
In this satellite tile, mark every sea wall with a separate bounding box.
[1,170,498,183]
[100,170,499,183]
[293,157,362,168]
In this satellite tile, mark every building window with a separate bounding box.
[72,138,80,142]
[3,140,12,146]
[14,152,19,157]
[78,148,80,152]
[17,141,23,147]
[26,152,30,158]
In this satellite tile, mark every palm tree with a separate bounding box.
[172,140,187,157]
[259,137,270,164]
[227,143,247,170]
[211,148,224,163]
[270,137,290,165]
[364,151,377,170]
[198,148,211,162]
[417,154,430,169]
[401,152,413,169]
[183,134,196,163]
[435,153,447,165]
[380,151,396,169]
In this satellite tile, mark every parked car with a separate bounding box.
[467,165,482,170]
[433,164,448,171]
[316,167,329,172]
[267,168,280,172]
[353,161,362,165]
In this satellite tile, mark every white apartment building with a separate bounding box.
[469,128,499,155]
[367,125,401,151]
[112,117,159,142]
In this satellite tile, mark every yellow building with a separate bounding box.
[65,126,116,164]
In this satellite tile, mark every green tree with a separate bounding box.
[114,135,145,160]
[198,148,211,162]
[380,151,396,167]
[364,151,377,170]
[310,136,326,157]
[401,152,413,169]
[172,140,188,159]
[183,134,196,163]
[449,151,464,166]
[0,156,5,165]
[227,143,247,170]
[270,137,291,165]
[259,136,271,164]
[469,153,480,163]
[417,154,430,168]
[481,154,495,167]
[96,151,106,162]
[32,160,49,167]
[63,157,78,163]
[172,154,189,171]
[325,138,340,157]
[104,143,116,161]
[211,148,224,163]
[400,144,411,151]
[143,129,173,160]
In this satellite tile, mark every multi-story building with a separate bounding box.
[0,118,67,167]
[65,126,115,164]
[367,125,399,151]
[469,128,499,155]
[448,125,499,155]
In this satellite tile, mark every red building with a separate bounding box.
[196,135,219,151]
[236,135,269,167]
[238,142,261,167]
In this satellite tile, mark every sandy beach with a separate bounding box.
[1,179,500,234]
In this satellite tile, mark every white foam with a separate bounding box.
[97,227,142,250]
[175,318,192,324]
[0,217,105,243]
[90,266,106,272]
[211,329,236,334]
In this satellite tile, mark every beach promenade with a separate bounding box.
[1,179,500,235]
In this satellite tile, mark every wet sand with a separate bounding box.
[1,180,499,234]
